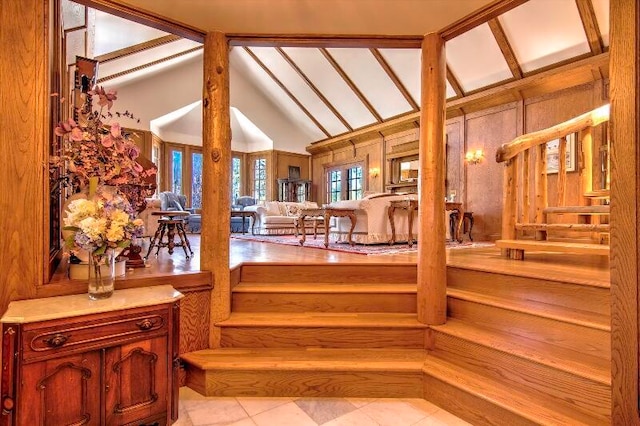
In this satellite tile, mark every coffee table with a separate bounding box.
[296,207,357,248]
[230,210,256,235]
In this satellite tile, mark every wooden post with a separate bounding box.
[521,149,530,223]
[534,144,548,240]
[417,32,446,325]
[610,0,639,421]
[579,127,594,204]
[557,136,567,206]
[501,159,518,257]
[202,31,231,348]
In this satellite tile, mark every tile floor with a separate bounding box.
[176,387,471,426]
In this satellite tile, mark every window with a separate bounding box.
[169,148,183,194]
[231,157,241,203]
[151,142,161,196]
[253,158,267,201]
[326,162,364,202]
[191,152,203,209]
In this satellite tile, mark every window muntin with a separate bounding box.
[191,152,203,209]
[253,158,267,201]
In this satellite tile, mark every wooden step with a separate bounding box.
[182,348,426,397]
[584,189,610,199]
[448,288,610,331]
[515,222,610,232]
[232,282,417,313]
[446,290,610,358]
[496,239,610,256]
[239,263,417,284]
[543,205,610,215]
[429,320,610,419]
[447,267,610,317]
[422,355,609,426]
[217,312,427,349]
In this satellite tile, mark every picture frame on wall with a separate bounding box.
[546,133,576,174]
[288,165,301,180]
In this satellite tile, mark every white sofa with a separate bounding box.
[244,201,321,235]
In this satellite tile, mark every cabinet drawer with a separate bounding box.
[21,307,169,362]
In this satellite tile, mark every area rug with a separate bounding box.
[231,233,493,255]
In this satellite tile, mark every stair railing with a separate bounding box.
[495,104,610,256]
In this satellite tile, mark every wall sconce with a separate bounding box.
[465,149,484,165]
[369,167,380,178]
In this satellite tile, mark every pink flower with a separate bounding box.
[70,127,84,142]
[101,135,114,147]
[110,123,121,138]
[89,86,118,110]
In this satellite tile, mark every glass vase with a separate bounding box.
[88,249,116,300]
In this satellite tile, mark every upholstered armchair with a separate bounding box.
[231,196,256,233]
[158,191,201,233]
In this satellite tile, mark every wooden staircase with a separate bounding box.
[181,263,611,425]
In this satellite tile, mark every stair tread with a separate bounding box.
[584,189,610,199]
[233,282,417,294]
[431,319,611,385]
[496,239,610,255]
[544,205,610,214]
[423,355,607,425]
[218,312,427,328]
[447,288,610,331]
[182,348,427,371]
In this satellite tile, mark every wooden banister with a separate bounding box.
[496,104,610,163]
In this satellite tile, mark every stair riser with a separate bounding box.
[430,330,610,419]
[220,327,426,349]
[423,374,538,426]
[231,293,417,313]
[188,368,423,398]
[240,264,417,283]
[448,268,610,316]
[447,298,610,358]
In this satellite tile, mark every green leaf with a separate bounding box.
[93,245,107,256]
[117,240,132,248]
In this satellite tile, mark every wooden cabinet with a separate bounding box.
[278,178,311,202]
[1,286,183,426]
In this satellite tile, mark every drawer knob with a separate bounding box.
[43,333,69,348]
[136,319,154,330]
[2,395,14,413]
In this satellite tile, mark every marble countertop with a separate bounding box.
[1,285,184,324]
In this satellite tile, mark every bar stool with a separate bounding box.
[144,211,194,260]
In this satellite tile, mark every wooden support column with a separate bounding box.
[534,144,548,240]
[579,127,594,205]
[610,0,639,422]
[501,160,518,256]
[202,31,231,348]
[417,32,446,325]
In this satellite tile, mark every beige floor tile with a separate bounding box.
[236,396,293,417]
[251,401,317,426]
[402,398,441,416]
[344,397,377,408]
[413,409,471,426]
[185,398,249,426]
[227,418,257,426]
[358,399,428,426]
[323,409,380,425]
[295,398,357,424]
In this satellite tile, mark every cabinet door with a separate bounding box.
[19,351,101,426]
[104,336,169,425]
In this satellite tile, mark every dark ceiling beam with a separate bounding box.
[97,46,203,83]
[575,0,604,54]
[243,47,331,138]
[275,47,353,132]
[228,35,422,48]
[94,34,182,63]
[73,0,205,42]
[488,19,523,79]
[439,0,529,41]
[446,66,465,98]
[320,48,383,123]
[370,48,419,111]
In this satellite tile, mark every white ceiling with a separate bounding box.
[79,0,610,154]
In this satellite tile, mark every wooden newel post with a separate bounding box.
[501,159,518,257]
[202,31,231,348]
[417,33,447,325]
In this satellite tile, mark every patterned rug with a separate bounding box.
[230,233,493,255]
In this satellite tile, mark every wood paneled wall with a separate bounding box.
[310,81,606,241]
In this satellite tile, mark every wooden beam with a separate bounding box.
[72,0,205,42]
[276,47,353,131]
[228,34,422,48]
[417,33,447,326]
[488,18,523,78]
[243,47,331,138]
[97,46,203,83]
[370,48,419,111]
[95,34,182,63]
[202,31,231,348]
[575,0,604,54]
[446,66,465,98]
[439,0,529,41]
[610,0,639,422]
[320,48,383,122]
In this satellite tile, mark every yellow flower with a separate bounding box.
[106,224,125,242]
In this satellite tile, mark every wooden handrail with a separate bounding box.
[496,104,610,162]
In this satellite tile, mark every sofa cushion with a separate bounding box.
[262,216,295,225]
[264,201,281,216]
[285,204,301,216]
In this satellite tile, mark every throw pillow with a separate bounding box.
[264,201,281,216]
[285,204,300,216]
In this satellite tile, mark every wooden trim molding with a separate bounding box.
[488,18,523,78]
[228,34,422,48]
[575,0,604,55]
[370,48,419,111]
[95,34,182,63]
[439,0,529,41]
[446,66,465,98]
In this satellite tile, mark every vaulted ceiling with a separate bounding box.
[75,0,610,154]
